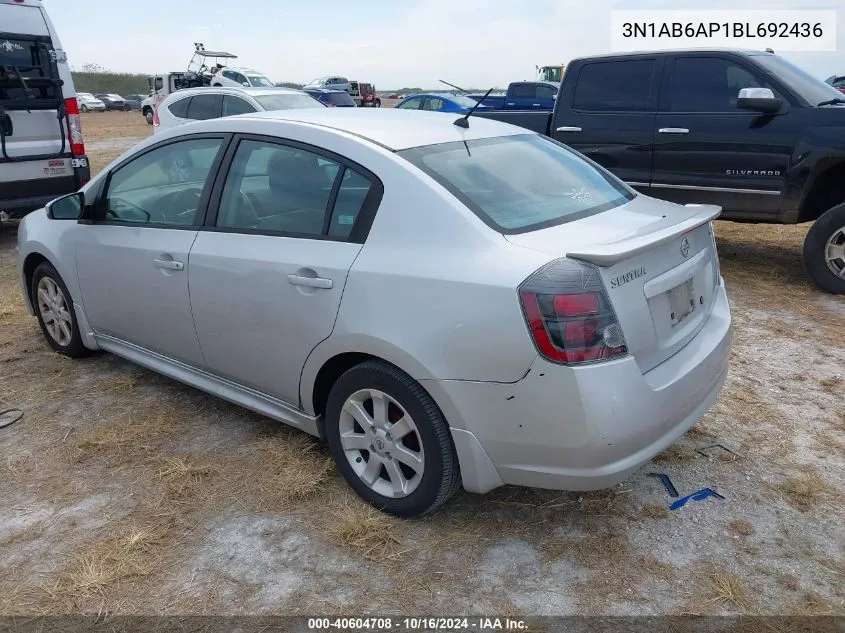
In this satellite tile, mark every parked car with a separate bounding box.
[476,49,845,294]
[17,108,732,517]
[359,83,381,107]
[824,75,845,94]
[123,94,145,111]
[302,88,356,108]
[76,93,106,112]
[94,93,126,111]
[0,0,90,221]
[304,76,353,94]
[210,67,275,89]
[467,81,558,110]
[153,86,324,133]
[395,93,491,113]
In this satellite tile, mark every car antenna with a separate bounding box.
[439,79,467,93]
[453,87,494,129]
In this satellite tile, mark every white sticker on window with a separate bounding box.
[338,215,355,225]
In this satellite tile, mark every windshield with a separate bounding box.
[399,134,634,233]
[539,67,563,82]
[77,93,94,100]
[248,75,274,88]
[254,93,325,110]
[108,94,123,99]
[752,54,844,104]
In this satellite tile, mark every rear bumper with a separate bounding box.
[0,166,89,218]
[428,279,733,493]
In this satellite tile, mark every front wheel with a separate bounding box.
[324,360,461,517]
[31,262,90,358]
[80,104,88,113]
[374,99,381,108]
[803,202,845,294]
[144,109,153,125]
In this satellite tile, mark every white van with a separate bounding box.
[0,0,89,221]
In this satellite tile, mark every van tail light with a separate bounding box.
[152,107,160,126]
[518,258,627,365]
[64,97,85,156]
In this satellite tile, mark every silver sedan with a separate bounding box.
[17,109,732,517]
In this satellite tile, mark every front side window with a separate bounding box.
[669,57,769,112]
[103,138,223,225]
[573,59,657,112]
[216,140,339,235]
[399,134,634,234]
[422,98,445,111]
[222,95,257,116]
[537,85,556,100]
[186,94,220,120]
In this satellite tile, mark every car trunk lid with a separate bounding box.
[506,196,722,373]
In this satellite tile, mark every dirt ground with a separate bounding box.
[0,113,843,619]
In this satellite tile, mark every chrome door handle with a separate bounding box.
[658,127,689,134]
[506,102,515,106]
[287,274,333,289]
[533,103,541,107]
[556,126,582,132]
[153,259,184,270]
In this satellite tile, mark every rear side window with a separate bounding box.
[573,60,657,112]
[167,97,190,118]
[399,134,634,234]
[511,84,537,99]
[186,94,220,120]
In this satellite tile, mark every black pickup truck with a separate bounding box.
[475,49,845,294]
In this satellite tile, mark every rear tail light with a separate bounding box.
[152,107,160,126]
[326,103,336,107]
[64,97,85,156]
[519,258,627,365]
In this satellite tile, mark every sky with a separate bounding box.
[42,0,845,88]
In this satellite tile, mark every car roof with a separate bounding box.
[569,47,773,63]
[176,108,528,151]
[162,86,303,101]
[304,88,346,94]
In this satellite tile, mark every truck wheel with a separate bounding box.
[144,109,153,125]
[374,99,381,108]
[803,202,845,294]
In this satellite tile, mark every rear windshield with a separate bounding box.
[253,93,325,110]
[399,134,635,234]
[324,92,355,106]
[0,35,59,108]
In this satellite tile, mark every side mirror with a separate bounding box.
[242,81,250,87]
[46,192,84,220]
[737,87,781,113]
[154,78,163,91]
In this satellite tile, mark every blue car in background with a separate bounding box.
[302,88,357,107]
[394,93,490,113]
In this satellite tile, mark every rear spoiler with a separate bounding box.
[566,204,722,267]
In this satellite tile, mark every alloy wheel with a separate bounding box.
[36,276,73,347]
[824,226,845,279]
[338,388,425,498]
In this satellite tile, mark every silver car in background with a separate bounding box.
[17,109,732,517]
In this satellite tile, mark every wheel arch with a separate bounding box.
[22,251,51,312]
[797,159,845,223]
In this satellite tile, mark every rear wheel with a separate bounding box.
[803,202,845,294]
[374,99,381,108]
[324,360,461,517]
[31,262,90,358]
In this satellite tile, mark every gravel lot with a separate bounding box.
[0,112,843,618]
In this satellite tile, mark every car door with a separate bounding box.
[551,57,662,191]
[651,54,796,217]
[188,135,381,405]
[74,135,229,366]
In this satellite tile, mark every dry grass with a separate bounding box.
[701,565,749,609]
[774,470,838,512]
[729,519,754,536]
[327,499,404,560]
[652,443,698,463]
[642,504,669,519]
[80,111,149,142]
[819,376,843,393]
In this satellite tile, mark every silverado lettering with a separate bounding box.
[724,169,781,176]
[610,267,647,288]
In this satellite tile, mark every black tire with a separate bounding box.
[374,99,381,108]
[325,360,461,518]
[144,109,153,125]
[31,262,90,358]
[803,202,845,294]
[80,104,88,113]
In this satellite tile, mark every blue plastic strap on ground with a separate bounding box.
[668,487,726,511]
